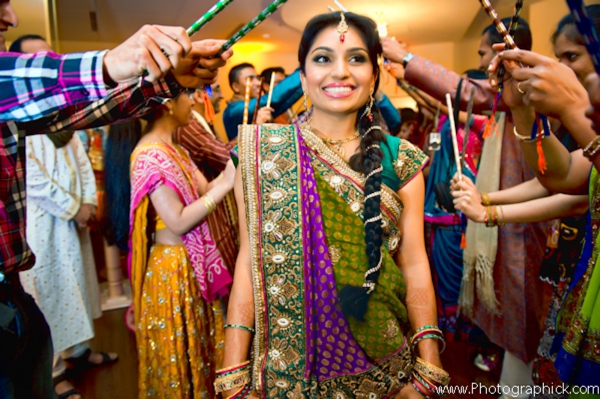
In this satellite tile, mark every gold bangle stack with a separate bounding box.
[484,205,505,227]
[214,361,251,393]
[200,193,217,214]
[481,193,491,206]
[583,136,600,160]
[414,357,451,387]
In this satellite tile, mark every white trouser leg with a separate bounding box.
[499,351,534,399]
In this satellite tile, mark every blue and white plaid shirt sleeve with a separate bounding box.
[0,50,108,123]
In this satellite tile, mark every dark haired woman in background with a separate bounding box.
[218,12,447,399]
[128,92,235,398]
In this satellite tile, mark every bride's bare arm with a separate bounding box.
[221,167,256,396]
[394,173,441,368]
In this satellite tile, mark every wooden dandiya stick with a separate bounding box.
[242,76,251,125]
[445,93,463,182]
[252,79,265,124]
[186,0,236,37]
[214,0,289,58]
[461,87,476,170]
[266,72,276,108]
[566,0,600,74]
[478,0,517,49]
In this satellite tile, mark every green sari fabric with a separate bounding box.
[555,167,600,394]
[316,172,409,360]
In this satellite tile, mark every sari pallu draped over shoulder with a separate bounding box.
[128,142,232,322]
[235,123,428,398]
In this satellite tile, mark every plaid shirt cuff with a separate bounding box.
[0,50,108,122]
[60,50,109,103]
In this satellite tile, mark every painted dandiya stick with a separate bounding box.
[445,93,463,182]
[566,0,600,74]
[214,0,289,58]
[252,79,265,124]
[508,0,524,36]
[186,0,236,37]
[242,76,251,125]
[266,72,276,108]
[478,0,517,49]
[461,87,476,170]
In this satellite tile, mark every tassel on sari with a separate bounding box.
[483,92,501,139]
[202,89,216,123]
[532,114,550,175]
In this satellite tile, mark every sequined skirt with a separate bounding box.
[136,243,224,399]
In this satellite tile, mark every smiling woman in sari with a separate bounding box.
[217,12,449,399]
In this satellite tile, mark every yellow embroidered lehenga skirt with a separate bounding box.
[136,243,224,398]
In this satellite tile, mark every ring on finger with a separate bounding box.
[517,81,525,94]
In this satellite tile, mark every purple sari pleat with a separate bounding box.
[297,130,371,381]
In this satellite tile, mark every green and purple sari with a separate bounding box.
[233,124,428,398]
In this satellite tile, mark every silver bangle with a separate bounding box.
[513,126,544,143]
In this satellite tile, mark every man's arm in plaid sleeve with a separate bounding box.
[0,51,108,122]
[23,73,184,134]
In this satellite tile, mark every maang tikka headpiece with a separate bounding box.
[337,12,348,43]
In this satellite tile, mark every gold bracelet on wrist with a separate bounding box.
[214,369,251,393]
[498,205,506,226]
[200,194,217,214]
[583,136,600,160]
[481,193,491,206]
[414,357,451,387]
[513,127,547,143]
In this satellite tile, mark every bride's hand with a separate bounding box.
[451,175,486,223]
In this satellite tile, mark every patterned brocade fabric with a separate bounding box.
[237,124,428,398]
[316,173,409,359]
[136,244,224,398]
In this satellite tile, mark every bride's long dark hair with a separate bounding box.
[298,12,387,321]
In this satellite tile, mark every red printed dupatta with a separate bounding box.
[129,142,232,310]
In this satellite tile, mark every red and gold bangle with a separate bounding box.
[485,206,495,227]
[216,360,250,376]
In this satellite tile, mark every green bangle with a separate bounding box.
[413,325,440,334]
[224,324,256,333]
[412,334,446,354]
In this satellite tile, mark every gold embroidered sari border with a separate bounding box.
[239,124,267,393]
[300,127,403,223]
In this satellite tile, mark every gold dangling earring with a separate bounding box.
[169,109,174,116]
[360,90,375,121]
[303,90,311,130]
[303,90,309,113]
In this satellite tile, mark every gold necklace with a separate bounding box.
[316,129,361,157]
